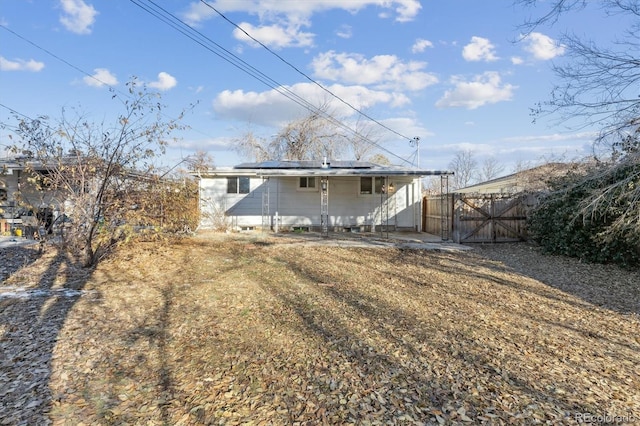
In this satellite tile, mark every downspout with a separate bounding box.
[413,181,419,232]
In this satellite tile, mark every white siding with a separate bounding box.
[198,175,422,231]
[199,176,264,229]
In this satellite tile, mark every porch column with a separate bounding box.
[261,176,270,232]
[320,176,328,237]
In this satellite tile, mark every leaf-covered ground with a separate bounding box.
[1,232,639,425]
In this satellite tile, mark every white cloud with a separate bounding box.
[148,72,177,91]
[0,57,44,72]
[169,136,234,151]
[462,36,498,62]
[59,0,98,35]
[436,72,516,110]
[390,0,422,22]
[522,32,565,60]
[212,82,411,127]
[82,68,117,87]
[423,131,594,172]
[378,116,434,141]
[501,131,597,144]
[511,56,524,65]
[233,22,314,49]
[311,51,438,91]
[181,0,421,27]
[336,25,352,39]
[412,38,433,53]
[180,1,216,26]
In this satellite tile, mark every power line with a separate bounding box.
[199,0,415,144]
[131,0,413,165]
[0,102,35,122]
[0,23,206,161]
[1,24,114,89]
[131,0,404,160]
[2,6,414,166]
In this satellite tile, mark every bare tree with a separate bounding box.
[448,149,478,189]
[479,156,506,181]
[8,80,186,266]
[234,103,389,162]
[234,104,347,162]
[517,0,640,242]
[269,110,343,160]
[519,0,640,154]
[234,130,271,162]
[348,115,380,161]
[422,176,445,195]
[185,150,215,173]
[368,153,392,165]
[512,159,534,174]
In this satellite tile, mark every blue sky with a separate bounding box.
[0,0,616,173]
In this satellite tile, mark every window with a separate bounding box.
[227,176,250,194]
[298,177,316,189]
[374,177,385,194]
[360,177,373,194]
[35,170,53,189]
[360,177,388,194]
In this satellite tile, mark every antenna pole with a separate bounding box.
[410,137,420,169]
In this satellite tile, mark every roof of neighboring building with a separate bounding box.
[454,162,582,194]
[196,160,453,178]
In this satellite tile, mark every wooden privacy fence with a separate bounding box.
[423,193,535,243]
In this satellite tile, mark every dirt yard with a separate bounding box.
[1,232,639,425]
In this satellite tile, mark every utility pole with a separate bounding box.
[410,136,420,169]
[409,136,421,237]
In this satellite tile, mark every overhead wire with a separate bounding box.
[1,24,118,91]
[131,0,414,165]
[0,23,209,164]
[2,4,416,166]
[199,0,415,144]
[131,0,410,165]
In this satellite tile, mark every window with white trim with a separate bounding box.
[298,176,317,190]
[360,177,387,194]
[227,176,250,194]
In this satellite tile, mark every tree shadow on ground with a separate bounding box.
[0,246,94,425]
[258,248,608,423]
[0,244,42,283]
[470,242,640,315]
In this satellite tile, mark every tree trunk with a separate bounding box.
[82,241,95,268]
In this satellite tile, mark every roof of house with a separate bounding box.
[196,160,454,178]
[454,162,581,194]
[1,155,49,176]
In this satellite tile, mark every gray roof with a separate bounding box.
[235,160,377,169]
[198,160,453,177]
[454,162,577,194]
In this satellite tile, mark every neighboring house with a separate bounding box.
[195,160,452,233]
[0,155,59,235]
[423,162,584,243]
[454,162,580,194]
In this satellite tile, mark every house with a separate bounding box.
[423,162,583,243]
[454,162,580,194]
[0,155,58,236]
[194,160,453,233]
